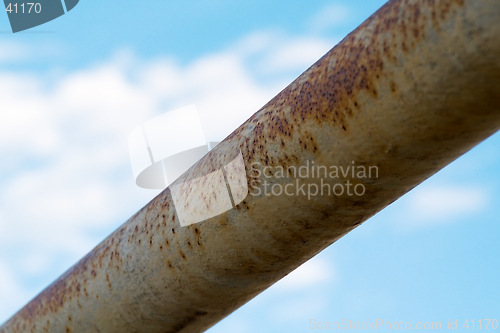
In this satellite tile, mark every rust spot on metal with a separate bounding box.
[106,274,112,290]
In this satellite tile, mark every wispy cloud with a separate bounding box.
[0,41,28,62]
[307,3,350,33]
[388,184,487,230]
[271,257,334,292]
[0,261,30,322]
[411,186,485,219]
[263,37,333,72]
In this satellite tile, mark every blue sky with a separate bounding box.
[0,0,499,331]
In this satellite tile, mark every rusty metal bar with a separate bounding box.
[2,0,500,332]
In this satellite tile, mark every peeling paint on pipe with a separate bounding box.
[2,0,500,332]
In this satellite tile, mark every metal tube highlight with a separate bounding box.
[2,0,500,332]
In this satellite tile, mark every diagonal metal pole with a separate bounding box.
[2,0,500,332]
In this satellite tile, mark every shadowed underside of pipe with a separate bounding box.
[2,0,500,332]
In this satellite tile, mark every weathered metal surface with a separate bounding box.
[2,0,500,332]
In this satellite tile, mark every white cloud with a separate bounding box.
[0,41,28,62]
[224,30,338,76]
[272,257,334,292]
[19,252,51,275]
[391,185,487,230]
[0,261,30,322]
[0,40,66,63]
[412,186,485,217]
[260,37,333,73]
[232,31,277,57]
[307,3,350,32]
